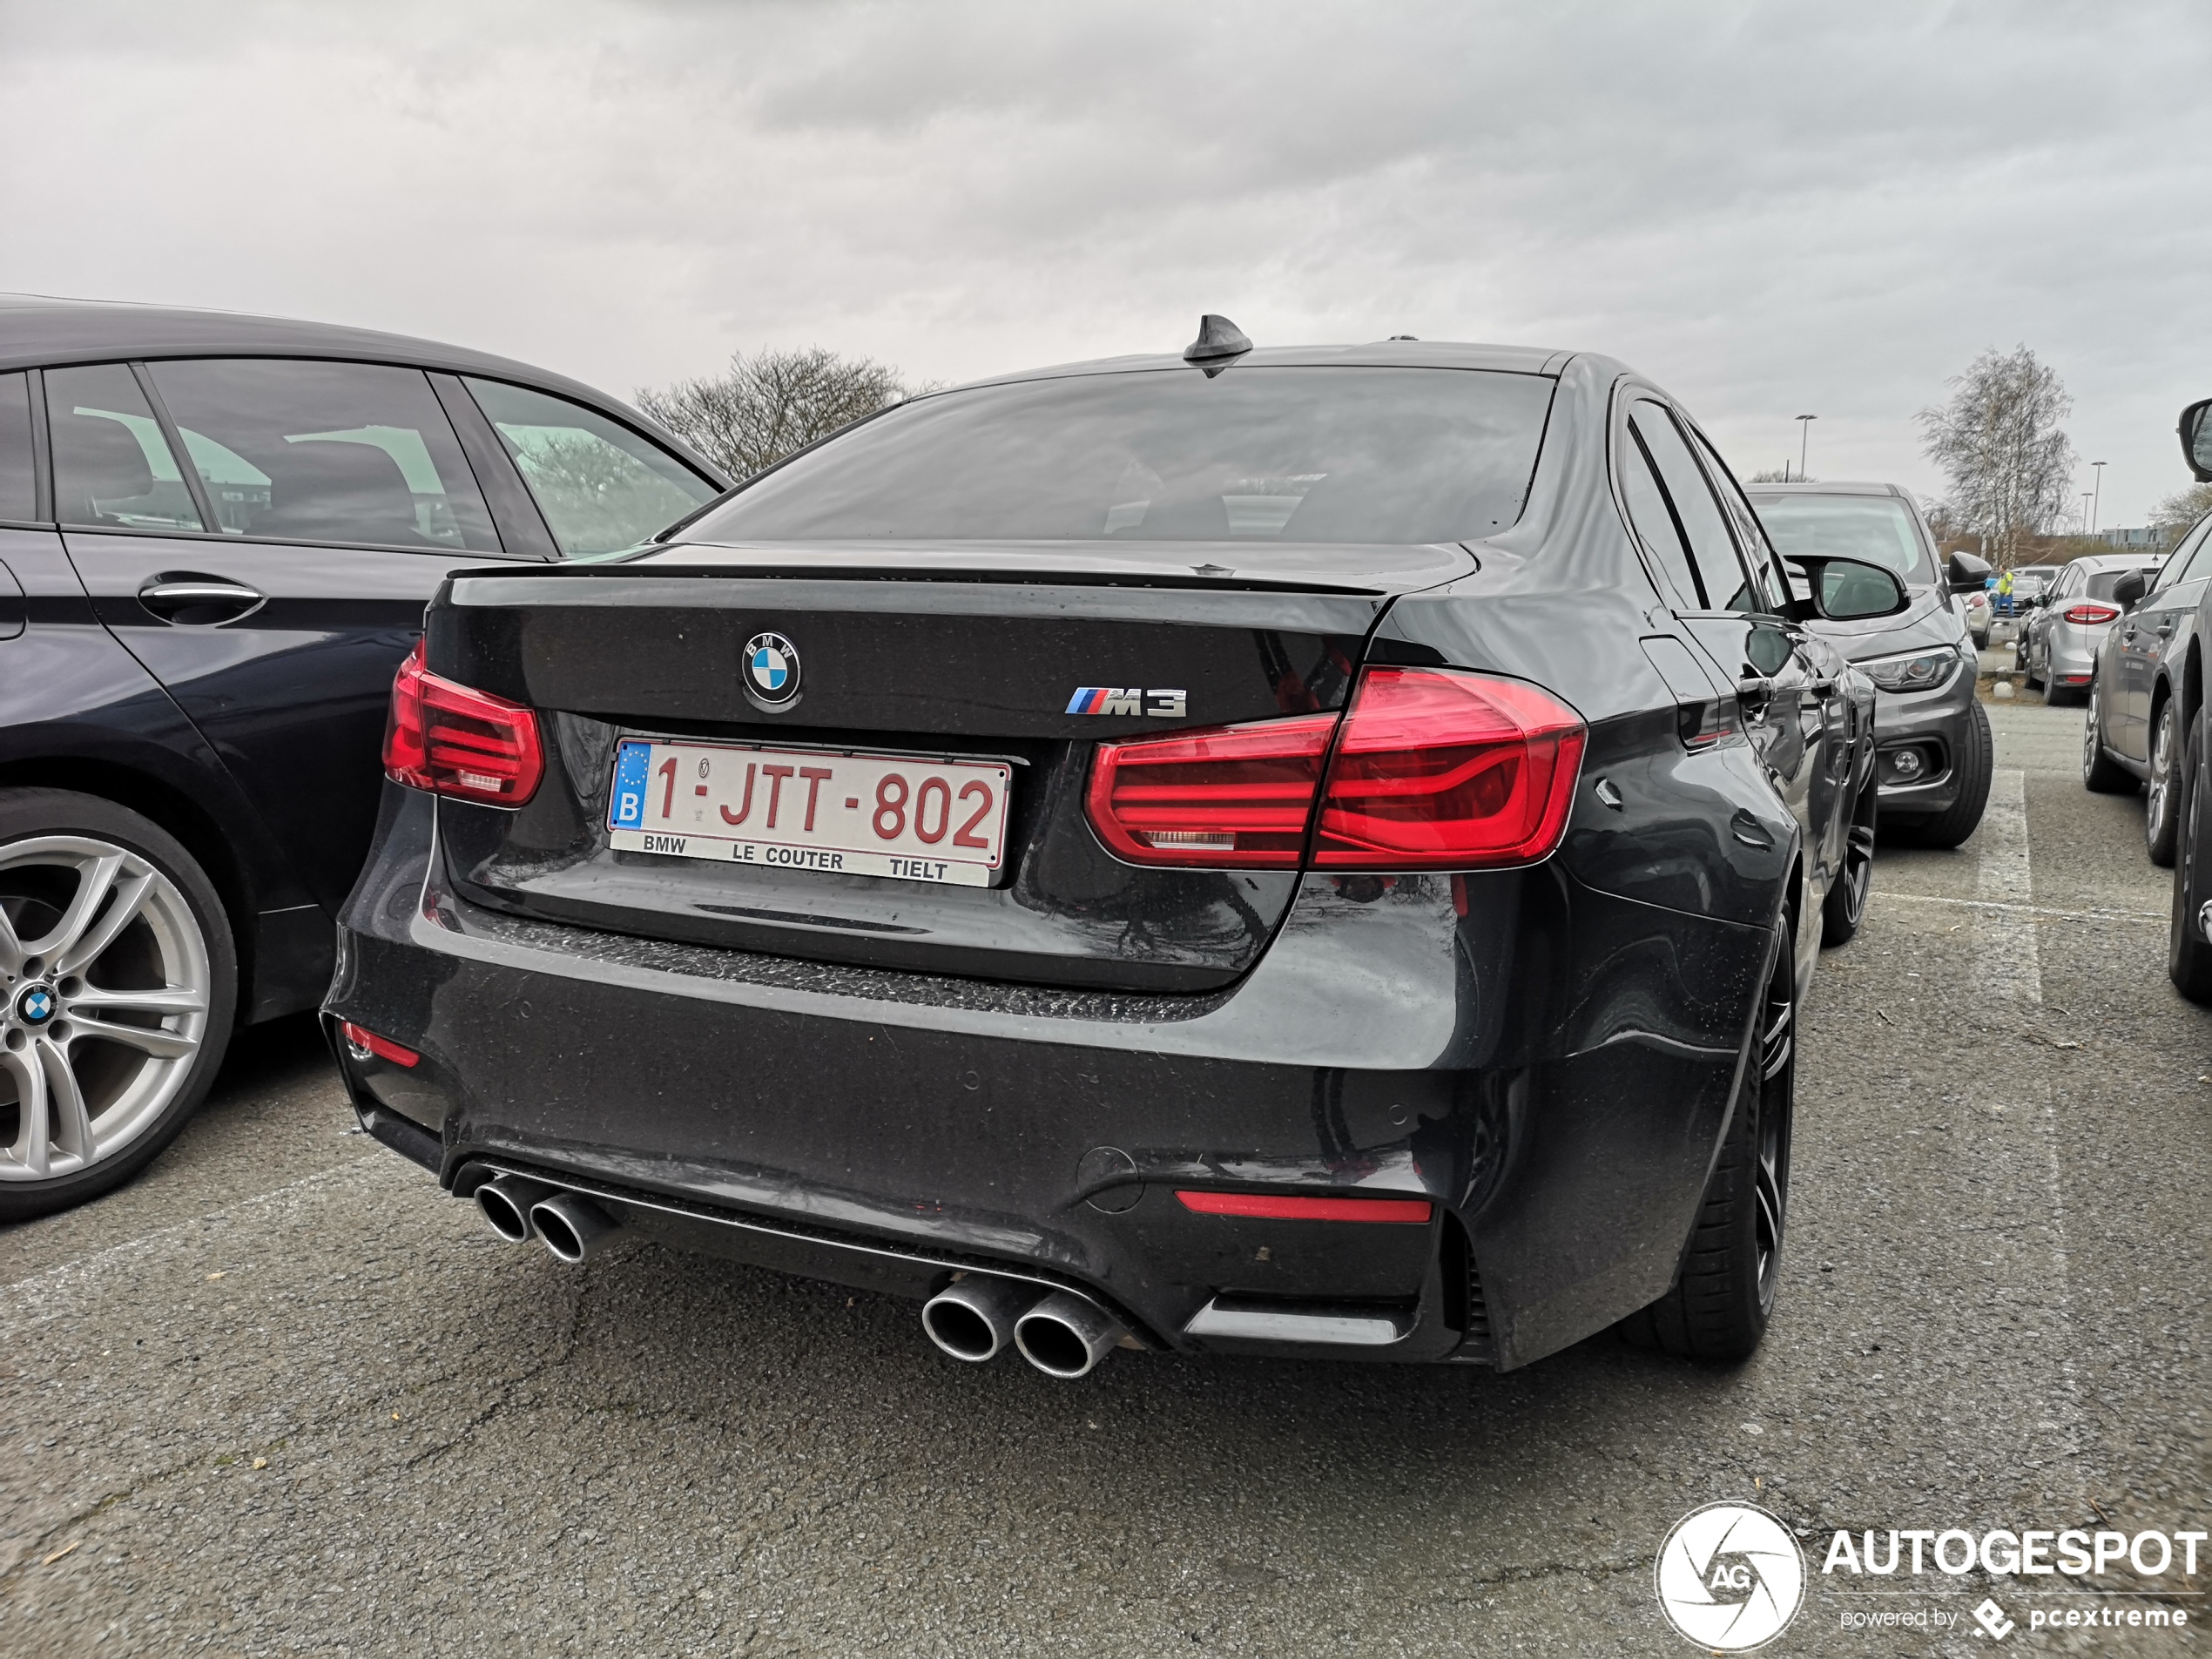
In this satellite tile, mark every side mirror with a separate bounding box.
[2181,398,2212,484]
[1946,550,1992,592]
[1781,555,1911,624]
[2113,569,2149,610]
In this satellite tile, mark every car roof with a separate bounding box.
[942,338,1581,393]
[0,293,671,439]
[1743,480,1915,500]
[2069,553,2167,571]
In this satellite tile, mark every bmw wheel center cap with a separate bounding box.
[16,984,55,1026]
[744,631,802,708]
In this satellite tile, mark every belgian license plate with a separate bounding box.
[606,738,1013,887]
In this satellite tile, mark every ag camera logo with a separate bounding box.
[1656,1501,1805,1650]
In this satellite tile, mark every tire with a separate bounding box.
[2170,711,2212,1003]
[2082,685,2136,794]
[1618,929,1794,1364]
[2021,636,2041,689]
[2146,698,2182,867]
[1819,772,1875,948]
[1905,698,1993,850]
[0,789,236,1223]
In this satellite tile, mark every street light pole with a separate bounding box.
[1796,415,1817,482]
[2081,492,2094,535]
[2091,461,2106,535]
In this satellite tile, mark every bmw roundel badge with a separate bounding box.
[17,985,55,1026]
[743,631,802,708]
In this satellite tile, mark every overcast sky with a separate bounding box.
[5,0,2209,526]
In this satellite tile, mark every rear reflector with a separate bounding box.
[340,1021,419,1068]
[383,641,544,806]
[2060,603,2121,625]
[1177,1190,1433,1224]
[1087,668,1586,872]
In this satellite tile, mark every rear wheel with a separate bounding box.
[2082,686,2135,794]
[2147,700,2182,867]
[1819,772,1875,948]
[2022,636,2041,689]
[2170,712,2212,1003]
[0,790,235,1223]
[1617,930,1793,1363]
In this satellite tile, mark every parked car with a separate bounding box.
[328,324,1903,1374]
[0,298,725,1218]
[2020,555,2166,705]
[1747,481,1993,846]
[1961,585,1992,649]
[2083,509,2212,865]
[1997,563,2059,617]
[2161,397,2212,1000]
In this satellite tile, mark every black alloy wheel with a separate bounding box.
[1616,928,1795,1363]
[2172,711,2212,1003]
[2147,700,2182,867]
[2022,634,2042,689]
[1820,772,1876,948]
[2082,686,2136,794]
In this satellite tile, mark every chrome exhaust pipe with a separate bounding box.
[921,1276,1042,1362]
[529,1192,617,1264]
[475,1177,553,1244]
[1013,1290,1126,1379]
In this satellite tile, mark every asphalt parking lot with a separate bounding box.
[2,698,2204,1656]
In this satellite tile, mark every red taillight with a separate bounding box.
[1085,712,1336,867]
[1313,669,1586,868]
[340,1020,419,1068]
[2061,603,2120,626]
[1176,1190,1433,1224]
[382,641,543,806]
[1087,669,1586,872]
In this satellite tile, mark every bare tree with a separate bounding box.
[637,347,924,482]
[1746,468,1801,483]
[1915,346,2077,566]
[2150,481,2212,541]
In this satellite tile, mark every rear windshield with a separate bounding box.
[2087,569,2159,600]
[1749,493,1936,585]
[679,367,1555,545]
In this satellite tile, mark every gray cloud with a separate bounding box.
[3,0,2208,522]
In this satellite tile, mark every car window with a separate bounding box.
[2160,517,2212,589]
[1629,401,1757,611]
[1617,422,1701,606]
[145,360,501,551]
[684,367,1556,546]
[0,373,34,521]
[464,379,718,558]
[46,364,205,532]
[1683,424,1787,610]
[1748,492,1937,586]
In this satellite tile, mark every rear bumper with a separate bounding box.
[328,788,1771,1371]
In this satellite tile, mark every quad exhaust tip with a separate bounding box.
[528,1192,617,1264]
[475,1177,552,1244]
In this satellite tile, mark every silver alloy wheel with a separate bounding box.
[2083,692,2102,782]
[0,836,209,1183]
[2148,705,2176,845]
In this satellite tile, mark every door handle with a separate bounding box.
[2156,618,2177,637]
[137,576,266,624]
[1735,675,1773,714]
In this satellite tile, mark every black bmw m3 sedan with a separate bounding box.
[328,323,1903,1374]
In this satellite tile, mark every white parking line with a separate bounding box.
[1970,768,2088,1468]
[0,1153,386,1326]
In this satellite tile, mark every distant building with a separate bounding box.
[2101,526,2166,548]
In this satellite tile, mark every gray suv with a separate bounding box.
[1750,481,1992,846]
